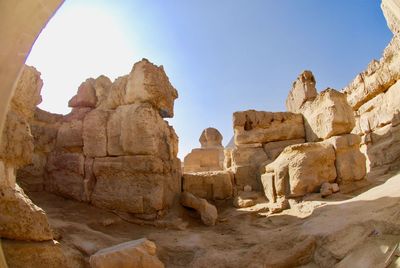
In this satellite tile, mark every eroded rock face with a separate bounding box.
[182,171,233,200]
[89,238,164,268]
[0,184,53,241]
[233,110,305,145]
[286,70,317,113]
[262,142,337,201]
[180,192,218,226]
[301,89,355,142]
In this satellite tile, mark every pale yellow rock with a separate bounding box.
[183,148,224,173]
[180,192,218,226]
[264,142,337,200]
[286,70,317,113]
[233,110,305,145]
[2,239,68,268]
[89,238,164,268]
[324,134,366,183]
[182,171,233,200]
[104,75,128,110]
[68,78,98,108]
[0,184,53,241]
[10,65,43,120]
[56,120,83,150]
[0,111,33,167]
[83,109,109,157]
[125,59,178,118]
[382,0,400,35]
[263,138,305,160]
[301,89,355,142]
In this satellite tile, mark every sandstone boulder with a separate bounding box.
[10,65,43,119]
[301,89,355,142]
[199,127,223,148]
[45,152,85,201]
[180,192,218,226]
[83,109,109,157]
[0,184,53,241]
[183,171,233,200]
[2,239,68,268]
[263,142,337,201]
[124,59,178,118]
[286,70,317,113]
[89,238,164,268]
[233,110,305,145]
[324,134,366,183]
[91,156,180,214]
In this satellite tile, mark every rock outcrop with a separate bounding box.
[89,238,164,268]
[183,128,224,173]
[180,192,218,226]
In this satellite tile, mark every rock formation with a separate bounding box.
[183,127,224,173]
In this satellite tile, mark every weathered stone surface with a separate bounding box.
[199,127,223,148]
[301,89,355,142]
[0,111,33,167]
[56,120,83,150]
[91,156,180,214]
[264,142,336,200]
[263,138,305,160]
[45,152,85,201]
[183,171,233,200]
[233,191,259,208]
[382,0,400,35]
[89,238,164,268]
[17,153,47,192]
[0,184,52,241]
[286,70,317,113]
[233,110,305,145]
[10,65,43,119]
[183,148,224,173]
[260,172,276,203]
[2,239,67,268]
[125,59,178,118]
[231,147,269,190]
[324,134,366,183]
[68,78,98,108]
[83,109,109,157]
[92,75,113,108]
[181,192,218,226]
[63,107,92,123]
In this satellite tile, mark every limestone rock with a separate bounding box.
[2,239,68,268]
[320,182,333,197]
[56,120,83,151]
[68,78,98,108]
[230,147,269,190]
[89,238,164,268]
[63,107,92,123]
[286,70,317,113]
[263,142,337,200]
[91,156,180,214]
[263,138,305,160]
[324,134,366,183]
[233,191,259,208]
[260,172,276,203]
[180,192,218,226]
[0,184,53,241]
[0,111,33,167]
[199,127,223,148]
[92,75,113,108]
[183,148,224,173]
[182,171,233,200]
[233,110,305,145]
[104,75,128,110]
[243,185,252,192]
[10,65,43,119]
[83,109,109,157]
[301,89,355,142]
[45,152,85,201]
[382,0,400,35]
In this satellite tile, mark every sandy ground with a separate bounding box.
[28,171,400,268]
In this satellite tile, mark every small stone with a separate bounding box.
[244,185,252,192]
[331,183,340,193]
[320,182,333,197]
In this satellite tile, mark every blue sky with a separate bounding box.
[27,0,393,159]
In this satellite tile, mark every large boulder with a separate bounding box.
[89,238,164,268]
[180,192,218,226]
[324,134,366,183]
[182,171,233,200]
[68,79,98,108]
[286,70,317,113]
[300,89,355,142]
[233,110,305,145]
[83,109,109,157]
[262,142,337,201]
[91,156,180,214]
[0,184,53,241]
[263,138,305,160]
